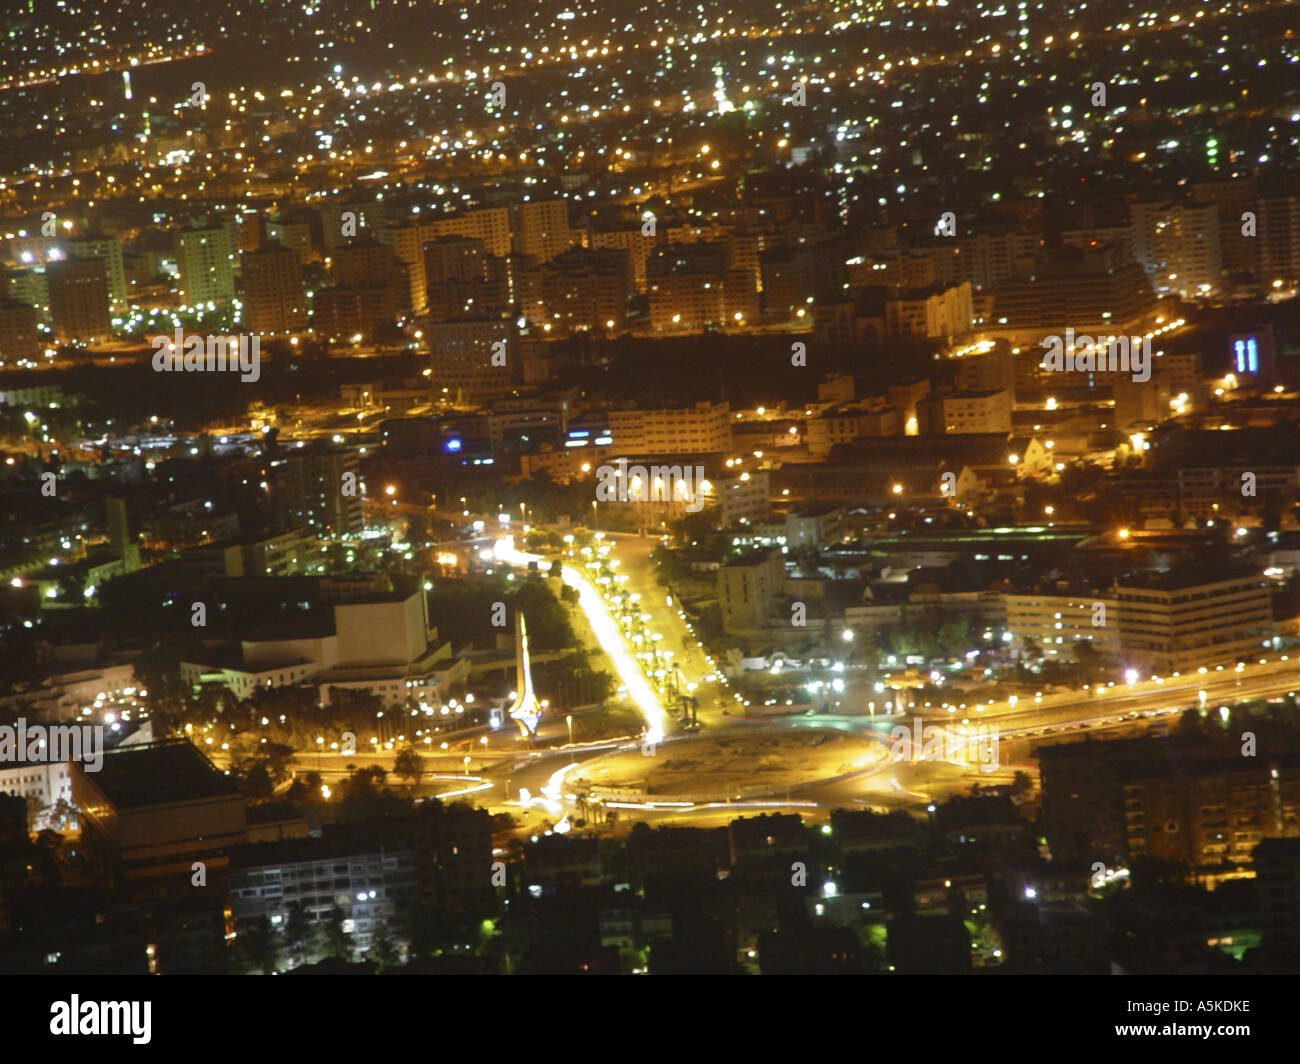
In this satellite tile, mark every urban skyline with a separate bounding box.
[0,0,1298,996]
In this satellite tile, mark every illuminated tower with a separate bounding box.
[507,614,544,737]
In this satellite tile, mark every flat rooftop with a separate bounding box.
[88,739,242,810]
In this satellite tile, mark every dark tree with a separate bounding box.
[394,746,425,789]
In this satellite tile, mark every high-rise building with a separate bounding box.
[242,241,306,334]
[47,257,111,343]
[1191,177,1257,275]
[429,206,511,259]
[377,222,431,315]
[315,237,411,340]
[1129,201,1223,297]
[5,268,49,319]
[588,226,657,292]
[956,230,1041,290]
[1254,838,1300,948]
[1123,756,1300,871]
[647,243,755,331]
[270,446,364,536]
[510,199,572,263]
[883,282,973,340]
[175,225,236,305]
[318,201,371,249]
[515,247,630,332]
[312,287,402,343]
[379,208,514,315]
[423,235,509,319]
[426,317,521,401]
[69,236,127,310]
[1257,195,1300,287]
[1039,734,1216,865]
[266,210,320,263]
[0,298,40,361]
[330,239,408,295]
[955,339,1016,396]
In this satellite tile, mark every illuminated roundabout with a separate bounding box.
[569,729,888,805]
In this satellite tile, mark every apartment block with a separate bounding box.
[229,835,417,956]
[883,282,973,340]
[806,403,903,456]
[270,446,364,536]
[423,235,509,319]
[608,400,731,455]
[266,210,320,263]
[588,226,657,292]
[916,389,1012,435]
[426,317,521,401]
[1191,177,1257,274]
[515,247,631,333]
[647,242,756,330]
[1254,838,1300,947]
[314,239,410,341]
[1256,195,1300,286]
[47,257,111,344]
[1130,201,1223,298]
[175,225,236,304]
[1124,757,1300,870]
[716,469,771,528]
[986,245,1159,343]
[510,199,572,262]
[0,298,40,361]
[1115,573,1274,673]
[424,206,512,259]
[718,549,784,632]
[69,236,128,310]
[242,241,307,334]
[1004,591,1120,661]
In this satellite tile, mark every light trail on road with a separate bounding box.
[495,536,667,744]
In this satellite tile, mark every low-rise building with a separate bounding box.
[1005,588,1119,661]
[71,739,248,899]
